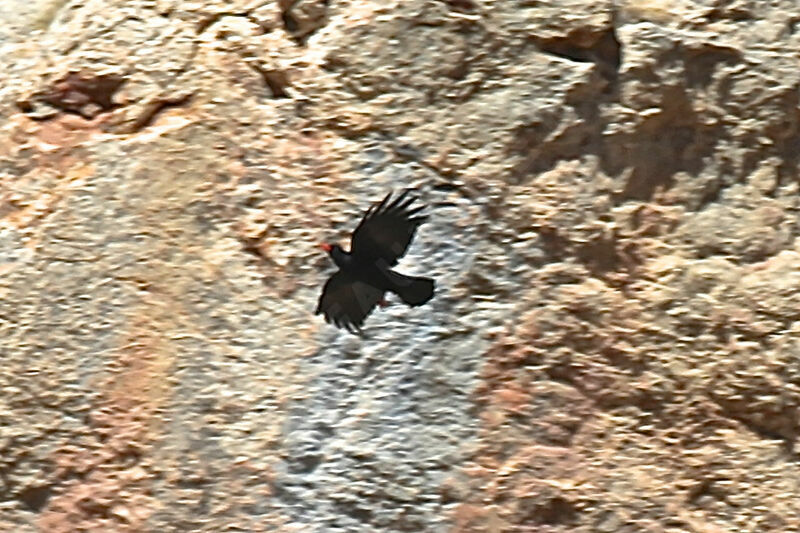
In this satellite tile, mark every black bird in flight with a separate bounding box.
[316,190,435,334]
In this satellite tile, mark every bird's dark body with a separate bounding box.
[327,246,400,292]
[315,190,435,334]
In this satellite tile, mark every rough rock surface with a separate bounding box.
[2,0,800,531]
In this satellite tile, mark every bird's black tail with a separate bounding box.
[386,270,435,307]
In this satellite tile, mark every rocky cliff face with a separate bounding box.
[2,1,800,531]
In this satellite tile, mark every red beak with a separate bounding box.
[319,243,332,252]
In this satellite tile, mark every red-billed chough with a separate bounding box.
[315,190,435,334]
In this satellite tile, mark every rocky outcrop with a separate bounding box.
[2,1,800,531]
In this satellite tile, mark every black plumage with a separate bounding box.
[315,190,435,334]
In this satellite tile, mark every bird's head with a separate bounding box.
[319,243,350,267]
[319,242,347,258]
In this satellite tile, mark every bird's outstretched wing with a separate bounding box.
[315,270,384,334]
[350,190,427,267]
